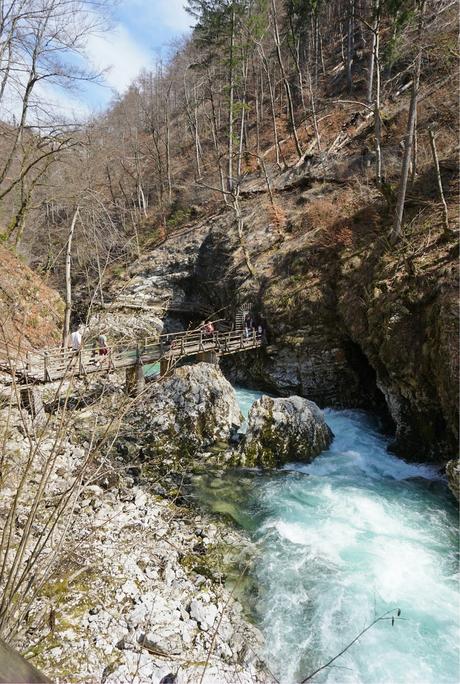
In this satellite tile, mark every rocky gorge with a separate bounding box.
[96,155,458,472]
[1,145,457,682]
[0,0,458,680]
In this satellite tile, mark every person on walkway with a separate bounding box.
[244,313,252,339]
[97,333,109,367]
[202,321,214,337]
[98,333,108,356]
[70,328,82,352]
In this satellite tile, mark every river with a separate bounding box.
[194,387,459,684]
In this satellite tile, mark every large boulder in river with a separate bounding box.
[446,459,459,501]
[121,363,243,461]
[238,395,333,468]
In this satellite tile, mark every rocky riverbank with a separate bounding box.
[28,475,267,684]
[0,373,270,684]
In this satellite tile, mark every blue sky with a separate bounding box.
[1,1,192,125]
[71,0,192,117]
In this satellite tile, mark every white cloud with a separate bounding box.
[0,65,94,124]
[122,0,191,33]
[35,82,93,121]
[1,3,192,122]
[148,0,191,32]
[85,24,154,94]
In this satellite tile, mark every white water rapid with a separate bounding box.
[232,387,459,684]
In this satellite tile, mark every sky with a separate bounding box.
[61,0,193,119]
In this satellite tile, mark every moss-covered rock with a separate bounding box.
[446,459,459,501]
[120,363,243,463]
[237,395,333,468]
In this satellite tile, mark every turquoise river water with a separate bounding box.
[195,387,459,684]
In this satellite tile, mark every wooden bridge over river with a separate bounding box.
[1,326,263,389]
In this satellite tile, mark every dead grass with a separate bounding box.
[0,245,63,351]
[266,201,287,231]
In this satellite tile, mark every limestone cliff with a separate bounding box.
[194,173,458,463]
[104,157,457,465]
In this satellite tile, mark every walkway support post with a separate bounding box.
[160,357,171,377]
[197,350,219,365]
[125,346,145,396]
[20,386,46,426]
[43,352,49,382]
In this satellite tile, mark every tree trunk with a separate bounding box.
[410,108,417,185]
[165,83,172,202]
[428,128,450,236]
[260,48,281,167]
[255,88,261,165]
[307,66,322,154]
[237,56,249,178]
[367,1,378,103]
[62,208,79,348]
[271,0,302,158]
[391,0,426,241]
[227,4,235,191]
[231,190,256,278]
[208,76,228,200]
[373,1,382,185]
[346,0,355,93]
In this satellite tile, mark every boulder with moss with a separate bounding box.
[446,459,459,501]
[238,395,333,468]
[120,363,243,462]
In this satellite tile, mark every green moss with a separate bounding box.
[180,542,231,582]
[235,399,284,469]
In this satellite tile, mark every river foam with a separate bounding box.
[232,389,459,684]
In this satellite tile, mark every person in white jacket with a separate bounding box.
[70,328,82,351]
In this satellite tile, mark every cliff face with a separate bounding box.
[108,157,457,464]
[190,171,458,463]
[102,168,457,464]
[336,232,458,459]
[98,69,458,465]
[0,245,63,351]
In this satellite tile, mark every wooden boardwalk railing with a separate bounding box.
[0,327,263,384]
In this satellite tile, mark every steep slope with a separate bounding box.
[0,245,63,352]
[195,170,458,462]
[103,149,458,464]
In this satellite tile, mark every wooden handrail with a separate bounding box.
[4,324,264,383]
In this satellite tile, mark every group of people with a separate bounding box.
[69,328,110,366]
[244,313,264,340]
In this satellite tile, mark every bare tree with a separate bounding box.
[270,0,302,159]
[391,0,427,241]
[428,127,450,236]
[0,0,106,202]
[62,207,79,348]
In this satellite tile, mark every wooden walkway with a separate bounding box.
[0,328,263,385]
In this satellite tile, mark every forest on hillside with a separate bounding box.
[0,0,457,299]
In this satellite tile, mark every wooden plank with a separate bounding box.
[6,328,264,384]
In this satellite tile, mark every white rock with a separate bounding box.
[189,598,218,631]
[120,579,139,598]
